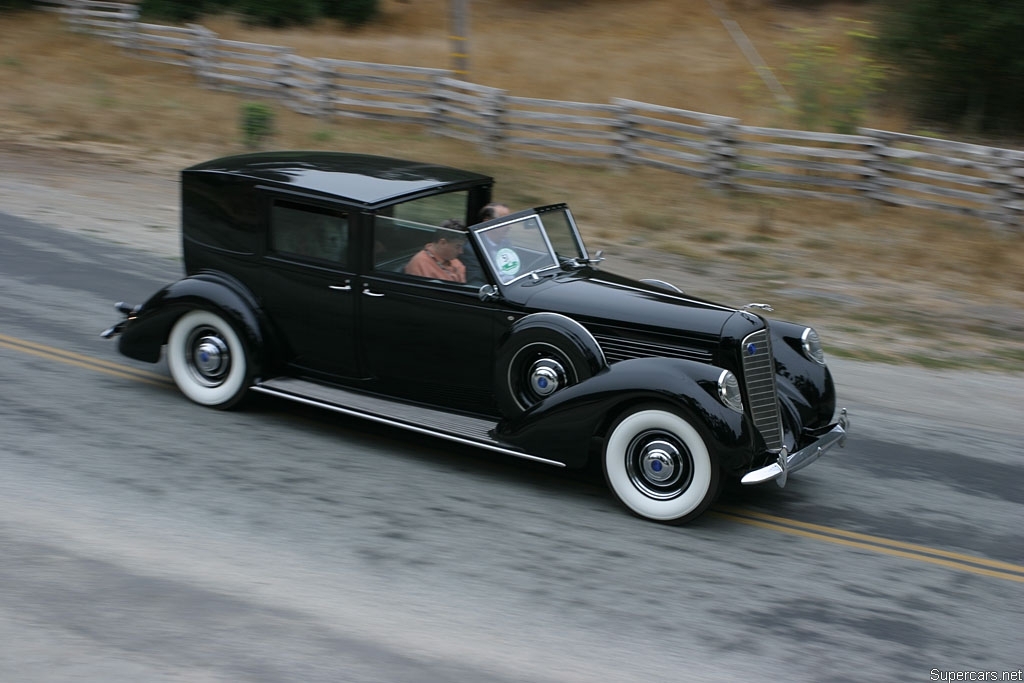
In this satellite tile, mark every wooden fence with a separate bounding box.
[31,0,1024,231]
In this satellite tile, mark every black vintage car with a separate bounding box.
[103,151,848,524]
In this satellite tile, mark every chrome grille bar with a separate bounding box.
[741,328,783,449]
[593,334,713,364]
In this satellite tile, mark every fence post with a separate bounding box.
[1012,155,1024,233]
[483,90,506,156]
[994,151,1024,233]
[611,99,636,171]
[64,0,86,33]
[120,5,140,53]
[859,128,889,209]
[706,118,737,193]
[188,24,217,88]
[276,48,295,103]
[321,59,336,120]
[429,74,449,139]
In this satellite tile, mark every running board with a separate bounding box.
[251,377,565,468]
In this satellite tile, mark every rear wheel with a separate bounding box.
[603,406,720,524]
[167,310,250,409]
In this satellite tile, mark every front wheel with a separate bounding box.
[167,310,250,409]
[603,406,720,524]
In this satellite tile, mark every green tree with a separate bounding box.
[0,0,34,10]
[320,0,378,27]
[139,0,206,22]
[236,0,320,27]
[872,0,1024,132]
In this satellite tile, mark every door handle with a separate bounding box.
[329,281,352,291]
[361,285,384,297]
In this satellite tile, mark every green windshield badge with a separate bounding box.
[495,247,521,278]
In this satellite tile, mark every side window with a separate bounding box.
[269,200,349,264]
[372,215,437,272]
[370,191,472,284]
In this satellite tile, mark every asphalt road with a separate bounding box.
[1,212,1022,683]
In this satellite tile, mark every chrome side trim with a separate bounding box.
[250,381,567,468]
[640,278,683,293]
[592,334,713,364]
[741,409,849,486]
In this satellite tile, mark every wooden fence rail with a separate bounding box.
[33,0,1024,232]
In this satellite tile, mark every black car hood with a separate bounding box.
[513,270,741,339]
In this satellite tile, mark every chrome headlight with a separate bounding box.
[717,370,744,413]
[801,327,826,365]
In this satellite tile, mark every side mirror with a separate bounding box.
[478,283,500,302]
[587,250,605,267]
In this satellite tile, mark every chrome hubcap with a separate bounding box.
[529,359,564,397]
[640,440,678,483]
[626,431,692,500]
[187,328,230,386]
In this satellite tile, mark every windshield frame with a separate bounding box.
[470,204,589,286]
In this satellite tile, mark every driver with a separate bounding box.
[404,219,468,283]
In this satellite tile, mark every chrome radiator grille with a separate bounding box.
[740,329,783,449]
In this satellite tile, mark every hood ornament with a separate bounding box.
[742,303,774,312]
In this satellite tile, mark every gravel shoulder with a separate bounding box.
[2,142,1021,444]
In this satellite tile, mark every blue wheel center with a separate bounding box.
[200,351,210,362]
[537,377,548,389]
[651,460,663,472]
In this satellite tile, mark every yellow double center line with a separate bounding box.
[2,332,1023,583]
[0,332,172,387]
[715,507,1024,583]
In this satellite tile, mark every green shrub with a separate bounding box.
[782,23,884,134]
[239,102,275,148]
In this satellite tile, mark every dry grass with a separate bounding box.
[1,3,1022,369]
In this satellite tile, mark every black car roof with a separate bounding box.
[183,151,493,206]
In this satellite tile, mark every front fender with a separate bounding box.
[500,311,608,375]
[770,320,837,431]
[118,273,271,375]
[495,357,759,471]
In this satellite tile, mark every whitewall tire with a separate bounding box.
[167,310,250,409]
[603,407,720,524]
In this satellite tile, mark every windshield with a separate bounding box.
[473,205,587,284]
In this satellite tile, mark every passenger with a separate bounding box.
[464,202,511,284]
[404,219,468,283]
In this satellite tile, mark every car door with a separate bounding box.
[358,215,504,414]
[259,197,360,378]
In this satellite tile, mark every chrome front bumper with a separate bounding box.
[740,409,849,487]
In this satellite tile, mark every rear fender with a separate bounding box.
[118,273,271,375]
[495,357,759,471]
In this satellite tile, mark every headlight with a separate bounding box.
[801,327,826,365]
[717,370,744,413]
